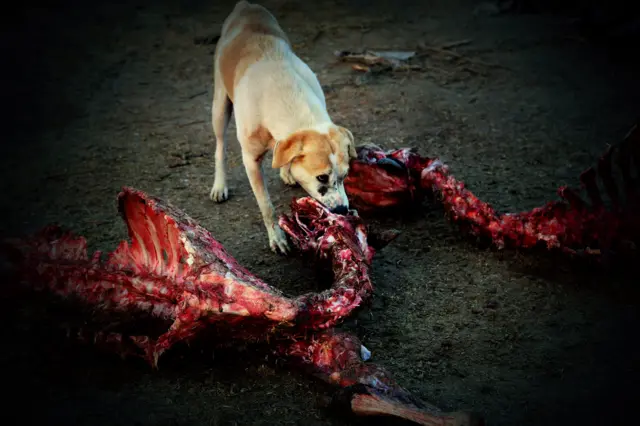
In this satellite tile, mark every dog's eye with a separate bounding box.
[316,174,329,184]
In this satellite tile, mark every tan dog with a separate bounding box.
[209,1,357,254]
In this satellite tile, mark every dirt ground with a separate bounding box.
[2,1,640,425]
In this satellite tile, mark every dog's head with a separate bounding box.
[272,125,356,214]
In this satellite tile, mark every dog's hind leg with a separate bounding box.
[209,67,233,203]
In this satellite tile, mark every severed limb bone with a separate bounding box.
[277,330,483,426]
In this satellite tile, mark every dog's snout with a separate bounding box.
[331,205,349,215]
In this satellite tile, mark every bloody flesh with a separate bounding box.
[2,187,476,424]
[2,188,382,364]
[344,123,640,259]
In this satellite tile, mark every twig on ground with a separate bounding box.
[439,39,473,49]
[187,91,208,100]
[193,34,220,45]
[311,29,325,44]
[177,120,206,128]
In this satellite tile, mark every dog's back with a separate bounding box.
[216,1,291,101]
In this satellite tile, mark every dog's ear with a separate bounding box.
[272,131,307,169]
[333,126,356,159]
[343,127,357,159]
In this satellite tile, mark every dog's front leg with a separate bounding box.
[242,151,291,254]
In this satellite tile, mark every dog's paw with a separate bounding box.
[279,168,298,187]
[268,224,290,255]
[209,182,229,203]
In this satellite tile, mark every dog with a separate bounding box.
[209,1,357,254]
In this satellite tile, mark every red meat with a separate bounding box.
[344,122,640,260]
[3,187,479,424]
